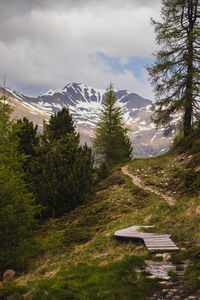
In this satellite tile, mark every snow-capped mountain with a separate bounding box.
[0,83,174,157]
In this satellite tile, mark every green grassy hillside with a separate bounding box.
[2,149,200,299]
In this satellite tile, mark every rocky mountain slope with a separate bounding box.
[0,83,174,157]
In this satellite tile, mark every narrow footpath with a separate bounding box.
[122,165,175,206]
[120,165,200,299]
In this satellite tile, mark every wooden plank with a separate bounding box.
[145,240,176,242]
[147,246,179,248]
[145,243,178,247]
[145,244,176,247]
[144,240,176,244]
[144,239,175,241]
[144,237,171,239]
[145,242,175,244]
[114,225,179,252]
[148,248,179,251]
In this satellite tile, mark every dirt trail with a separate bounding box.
[122,165,175,206]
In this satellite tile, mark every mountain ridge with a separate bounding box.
[0,82,173,157]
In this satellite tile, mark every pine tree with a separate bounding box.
[0,96,13,158]
[30,107,94,218]
[92,84,132,165]
[0,164,39,271]
[0,98,39,272]
[16,117,39,157]
[0,96,26,171]
[147,0,200,137]
[46,107,79,142]
[15,117,40,173]
[35,135,94,217]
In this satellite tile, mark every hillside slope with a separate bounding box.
[1,150,200,299]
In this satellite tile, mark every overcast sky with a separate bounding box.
[0,0,161,98]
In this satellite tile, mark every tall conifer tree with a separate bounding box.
[147,0,200,137]
[46,107,79,142]
[0,97,39,271]
[31,107,94,218]
[92,84,132,165]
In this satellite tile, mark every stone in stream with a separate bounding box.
[145,260,175,279]
[163,253,171,262]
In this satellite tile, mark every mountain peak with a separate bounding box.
[0,82,174,157]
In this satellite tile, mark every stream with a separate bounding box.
[136,256,191,299]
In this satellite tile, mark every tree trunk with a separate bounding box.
[183,31,193,137]
[183,1,196,137]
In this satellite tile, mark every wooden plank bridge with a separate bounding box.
[114,226,179,252]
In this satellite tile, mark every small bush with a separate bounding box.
[171,127,184,150]
[168,270,178,281]
[96,163,110,180]
[184,169,197,188]
[183,168,200,192]
[173,125,200,153]
[98,172,126,190]
[191,139,200,154]
[185,260,200,294]
[0,282,27,299]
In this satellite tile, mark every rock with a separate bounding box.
[196,206,200,214]
[186,208,192,216]
[170,288,179,293]
[95,253,108,258]
[23,289,37,299]
[7,293,21,299]
[178,154,187,162]
[155,254,163,259]
[164,281,174,286]
[144,214,152,224]
[162,289,170,293]
[163,253,171,262]
[99,261,109,267]
[2,269,15,283]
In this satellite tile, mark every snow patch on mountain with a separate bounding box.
[4,87,24,100]
[0,82,176,157]
[42,88,65,96]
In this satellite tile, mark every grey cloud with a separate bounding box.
[0,0,161,96]
[1,0,160,17]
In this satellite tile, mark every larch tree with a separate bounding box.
[92,84,132,165]
[147,0,200,137]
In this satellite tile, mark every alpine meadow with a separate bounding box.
[1,0,200,299]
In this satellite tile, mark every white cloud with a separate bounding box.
[0,0,161,97]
